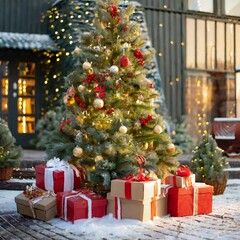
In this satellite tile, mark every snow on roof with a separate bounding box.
[0,32,58,51]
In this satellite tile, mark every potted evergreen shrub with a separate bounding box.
[0,118,23,180]
[190,134,229,195]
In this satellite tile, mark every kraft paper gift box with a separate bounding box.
[107,185,170,221]
[110,178,161,201]
[57,190,107,223]
[15,193,57,221]
[165,174,195,188]
[106,193,167,222]
[35,158,82,193]
[168,183,213,217]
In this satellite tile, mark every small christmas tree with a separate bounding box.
[190,134,229,194]
[30,107,63,149]
[46,0,180,188]
[0,118,22,177]
[171,116,196,154]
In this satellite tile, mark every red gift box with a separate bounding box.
[57,190,107,223]
[35,164,81,193]
[168,183,213,217]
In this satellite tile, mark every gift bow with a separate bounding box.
[121,168,158,200]
[176,165,191,177]
[45,157,75,192]
[122,168,154,182]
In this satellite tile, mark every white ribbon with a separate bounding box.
[114,196,121,220]
[44,157,74,193]
[79,194,92,219]
[160,184,173,197]
[192,183,206,215]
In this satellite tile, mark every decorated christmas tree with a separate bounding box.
[46,0,180,188]
[0,118,22,179]
[190,134,229,194]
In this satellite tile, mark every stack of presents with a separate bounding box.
[15,158,214,222]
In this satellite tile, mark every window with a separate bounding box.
[188,0,213,13]
[186,17,239,139]
[225,0,240,17]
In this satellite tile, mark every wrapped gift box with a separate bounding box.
[35,164,81,193]
[57,190,107,223]
[15,193,57,221]
[168,183,213,217]
[107,193,167,222]
[107,185,169,221]
[110,178,161,201]
[165,174,195,188]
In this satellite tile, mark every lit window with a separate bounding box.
[188,0,213,13]
[225,0,240,17]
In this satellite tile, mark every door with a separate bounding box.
[0,60,38,148]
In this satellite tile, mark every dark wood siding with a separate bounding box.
[137,0,185,119]
[0,0,51,34]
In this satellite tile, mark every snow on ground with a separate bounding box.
[0,179,240,239]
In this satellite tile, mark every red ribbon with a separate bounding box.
[121,169,154,199]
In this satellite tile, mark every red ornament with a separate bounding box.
[107,108,115,114]
[176,165,191,177]
[136,154,146,167]
[139,115,153,126]
[67,86,76,97]
[140,118,148,126]
[133,50,144,66]
[83,74,98,84]
[94,85,106,99]
[133,50,143,59]
[65,119,71,125]
[120,56,129,67]
[149,83,153,88]
[107,4,119,18]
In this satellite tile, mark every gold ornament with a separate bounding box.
[168,143,176,154]
[83,61,92,70]
[95,155,103,162]
[86,68,93,74]
[142,142,149,150]
[119,125,128,134]
[73,146,83,158]
[67,97,75,106]
[154,125,163,134]
[93,98,104,109]
[77,84,85,92]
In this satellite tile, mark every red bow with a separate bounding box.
[176,165,191,177]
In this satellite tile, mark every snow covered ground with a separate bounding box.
[0,179,239,240]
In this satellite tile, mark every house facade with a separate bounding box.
[0,0,56,148]
[138,0,240,138]
[1,0,240,147]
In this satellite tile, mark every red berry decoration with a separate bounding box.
[176,165,191,177]
[107,4,119,18]
[133,50,143,59]
[120,56,129,67]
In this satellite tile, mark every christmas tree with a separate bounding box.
[190,134,229,183]
[0,118,22,169]
[171,116,196,154]
[46,0,180,188]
